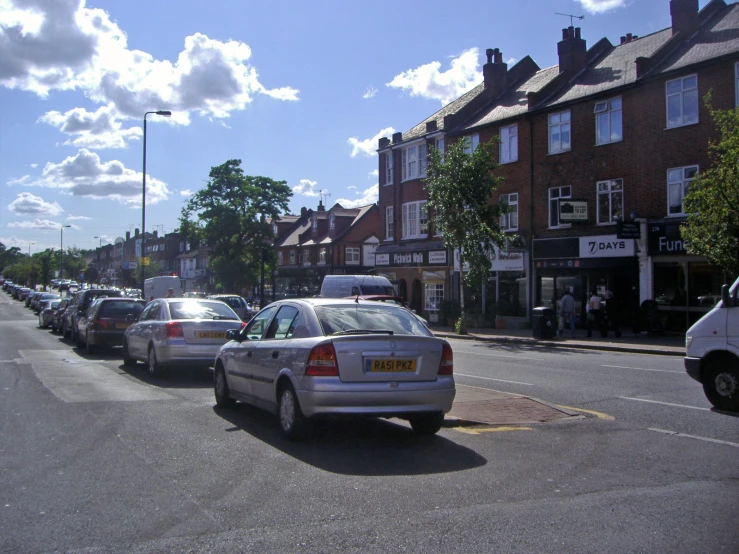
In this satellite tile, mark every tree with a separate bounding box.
[681,100,739,278]
[179,159,292,293]
[425,138,512,334]
[84,264,99,285]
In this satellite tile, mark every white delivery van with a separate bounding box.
[144,276,183,301]
[319,275,395,298]
[684,276,739,412]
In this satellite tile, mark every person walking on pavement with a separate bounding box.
[559,288,576,338]
[603,290,622,338]
[586,289,603,338]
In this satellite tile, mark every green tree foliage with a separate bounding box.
[179,159,292,292]
[0,243,24,273]
[84,264,99,285]
[681,101,739,278]
[425,138,511,333]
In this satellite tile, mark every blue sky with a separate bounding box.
[0,0,707,254]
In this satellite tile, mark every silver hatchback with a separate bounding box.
[122,298,245,377]
[213,298,455,440]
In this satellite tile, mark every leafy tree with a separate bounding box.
[179,159,291,293]
[0,243,24,273]
[37,249,56,288]
[84,264,99,285]
[681,100,739,278]
[425,138,511,333]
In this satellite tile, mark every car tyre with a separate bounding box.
[277,383,307,441]
[703,358,739,412]
[122,339,136,366]
[214,365,235,409]
[409,412,445,435]
[148,345,163,377]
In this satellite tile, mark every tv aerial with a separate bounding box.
[555,12,585,26]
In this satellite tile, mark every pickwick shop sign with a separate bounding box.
[374,250,447,267]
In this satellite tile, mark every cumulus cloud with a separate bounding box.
[179,189,194,197]
[39,103,142,149]
[66,215,91,220]
[348,127,395,158]
[368,169,379,178]
[8,219,68,230]
[387,48,481,105]
[292,179,320,197]
[335,184,378,208]
[30,163,38,168]
[13,149,168,206]
[576,0,628,13]
[0,0,299,126]
[8,192,63,216]
[363,86,377,99]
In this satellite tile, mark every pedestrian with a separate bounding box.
[603,290,622,338]
[559,287,576,338]
[586,289,602,338]
[166,288,176,298]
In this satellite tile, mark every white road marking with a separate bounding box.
[602,364,682,374]
[648,428,739,448]
[455,372,534,386]
[448,347,541,361]
[620,397,710,411]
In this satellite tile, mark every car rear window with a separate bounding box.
[99,301,145,317]
[359,285,395,295]
[314,305,430,336]
[221,297,244,309]
[169,300,240,320]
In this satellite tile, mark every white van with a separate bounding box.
[319,275,395,298]
[144,276,183,301]
[684,276,739,412]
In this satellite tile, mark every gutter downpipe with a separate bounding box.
[529,117,535,324]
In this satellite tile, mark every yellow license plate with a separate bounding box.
[198,331,226,339]
[115,323,129,329]
[366,359,416,372]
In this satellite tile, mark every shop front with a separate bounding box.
[533,235,639,329]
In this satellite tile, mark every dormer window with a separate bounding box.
[312,215,317,230]
[329,213,335,230]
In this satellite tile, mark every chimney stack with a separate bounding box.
[670,0,699,35]
[300,207,307,217]
[558,26,587,74]
[379,137,390,149]
[483,48,508,95]
[392,132,403,144]
[317,200,325,212]
[134,228,139,237]
[126,231,130,241]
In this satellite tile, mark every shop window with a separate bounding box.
[667,165,698,216]
[318,248,326,265]
[597,179,623,224]
[424,283,444,312]
[345,247,360,265]
[548,186,571,228]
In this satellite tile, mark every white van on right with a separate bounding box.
[684,276,739,412]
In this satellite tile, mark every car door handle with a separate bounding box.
[272,351,279,359]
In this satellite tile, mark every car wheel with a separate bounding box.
[214,365,235,409]
[703,358,739,412]
[148,345,163,377]
[277,383,307,441]
[86,332,96,355]
[122,339,136,367]
[409,412,445,435]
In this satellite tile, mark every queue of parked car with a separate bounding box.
[1,277,456,440]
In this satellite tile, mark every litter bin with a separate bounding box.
[532,307,557,339]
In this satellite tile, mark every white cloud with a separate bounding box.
[13,149,169,207]
[348,127,395,158]
[387,48,481,105]
[179,189,194,197]
[335,184,378,208]
[30,163,38,168]
[348,185,358,191]
[292,179,320,197]
[363,86,377,99]
[368,169,379,179]
[66,215,91,220]
[8,219,67,230]
[0,235,34,248]
[39,103,142,149]
[8,192,63,216]
[575,0,628,14]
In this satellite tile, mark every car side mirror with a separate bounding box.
[721,284,735,308]
[226,329,241,342]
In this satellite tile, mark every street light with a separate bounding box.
[142,110,172,294]
[28,242,35,257]
[60,225,71,280]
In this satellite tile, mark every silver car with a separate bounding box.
[213,298,455,440]
[122,298,245,377]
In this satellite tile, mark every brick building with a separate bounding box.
[378,0,739,331]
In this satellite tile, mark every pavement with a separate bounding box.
[433,324,686,428]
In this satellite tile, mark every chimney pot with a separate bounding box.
[486,48,494,63]
[135,228,139,237]
[620,36,626,44]
[562,28,568,40]
[392,132,403,144]
[126,231,130,241]
[626,33,633,41]
[301,207,307,217]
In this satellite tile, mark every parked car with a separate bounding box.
[122,298,245,377]
[319,274,395,298]
[77,297,146,354]
[207,294,252,321]
[33,292,61,312]
[17,287,33,301]
[26,290,42,308]
[63,288,124,344]
[38,299,62,329]
[212,298,455,440]
[51,297,72,334]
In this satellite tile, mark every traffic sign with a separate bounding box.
[140,257,150,266]
[121,261,139,270]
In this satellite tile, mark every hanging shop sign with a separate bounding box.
[490,245,525,271]
[559,199,588,223]
[617,221,641,239]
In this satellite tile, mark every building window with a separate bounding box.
[289,250,295,265]
[548,111,571,154]
[318,248,326,265]
[548,185,571,228]
[500,193,518,231]
[463,134,480,154]
[500,125,518,163]
[595,97,622,145]
[346,247,360,265]
[667,165,698,216]
[303,249,311,265]
[434,212,443,237]
[298,251,304,265]
[385,206,394,240]
[273,223,278,236]
[385,151,393,185]
[329,213,335,230]
[424,283,444,312]
[435,137,445,161]
[597,179,623,224]
[666,75,698,128]
[401,143,428,181]
[402,201,427,239]
[311,215,317,230]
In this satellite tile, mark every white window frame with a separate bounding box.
[463,134,480,154]
[435,137,445,162]
[500,193,519,231]
[594,96,622,145]
[302,249,311,266]
[289,250,295,265]
[548,111,571,154]
[385,151,393,185]
[318,248,327,265]
[596,179,623,225]
[401,142,427,181]
[402,201,428,239]
[385,206,394,240]
[345,247,360,265]
[424,283,444,312]
[434,212,443,237]
[273,223,278,236]
[311,215,317,230]
[277,252,283,266]
[500,124,518,163]
[548,186,572,228]
[667,165,699,216]
[666,75,698,128]
[329,213,335,230]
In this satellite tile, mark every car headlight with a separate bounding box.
[685,335,693,349]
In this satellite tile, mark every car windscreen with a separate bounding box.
[359,285,396,296]
[314,305,430,336]
[169,300,240,320]
[99,301,145,317]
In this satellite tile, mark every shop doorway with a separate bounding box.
[398,280,408,302]
[411,279,422,313]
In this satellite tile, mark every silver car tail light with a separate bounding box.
[306,343,339,376]
[438,342,453,375]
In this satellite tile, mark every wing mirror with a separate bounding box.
[721,284,735,308]
[226,329,241,342]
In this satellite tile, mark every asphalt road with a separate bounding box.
[1,294,737,553]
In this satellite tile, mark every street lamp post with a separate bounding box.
[60,225,71,280]
[28,242,35,257]
[142,110,172,295]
